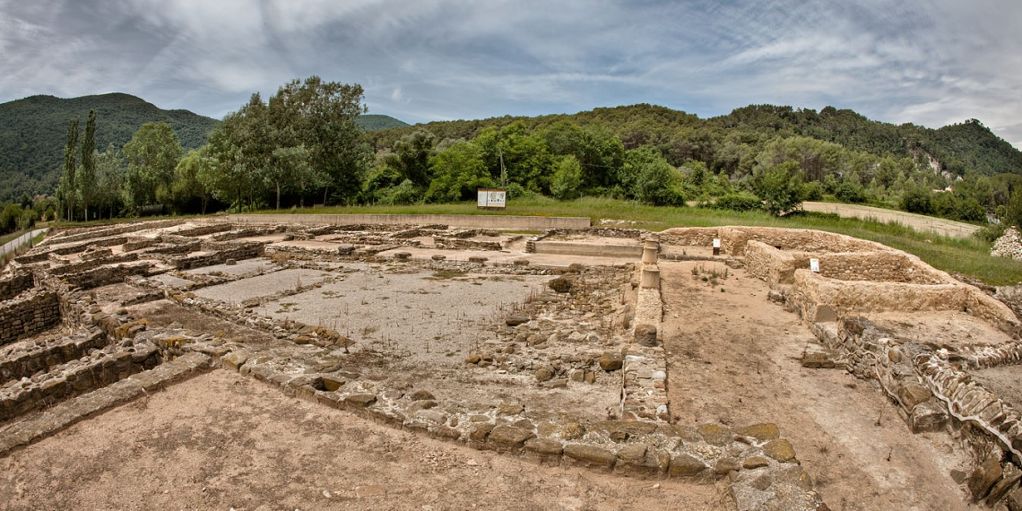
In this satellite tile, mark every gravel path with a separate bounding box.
[802,202,980,239]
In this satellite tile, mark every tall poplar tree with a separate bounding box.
[78,110,97,221]
[59,119,79,221]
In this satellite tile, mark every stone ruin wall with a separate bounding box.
[816,318,1022,504]
[0,272,34,302]
[0,290,61,345]
[789,270,1020,334]
[744,240,952,287]
[173,242,265,270]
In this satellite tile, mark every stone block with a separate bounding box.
[563,444,616,469]
[735,423,780,441]
[763,439,796,463]
[487,425,534,451]
[668,453,706,478]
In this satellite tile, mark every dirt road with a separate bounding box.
[802,202,980,239]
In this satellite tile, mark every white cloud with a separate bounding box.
[0,0,1020,147]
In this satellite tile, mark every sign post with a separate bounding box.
[477,188,507,209]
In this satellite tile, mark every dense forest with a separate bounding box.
[0,93,219,201]
[6,77,1022,241]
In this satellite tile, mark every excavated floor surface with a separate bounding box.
[0,370,727,511]
[659,260,977,511]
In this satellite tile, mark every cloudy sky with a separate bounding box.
[2,0,1020,147]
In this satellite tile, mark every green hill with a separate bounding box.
[370,103,1022,176]
[0,93,219,202]
[356,114,408,131]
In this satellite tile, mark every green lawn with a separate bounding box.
[255,196,1022,286]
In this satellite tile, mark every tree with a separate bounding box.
[268,145,323,209]
[267,76,371,204]
[550,155,583,200]
[1003,188,1022,228]
[94,146,125,218]
[754,161,803,215]
[77,110,98,221]
[383,130,435,189]
[425,141,493,202]
[122,122,184,213]
[58,119,79,221]
[173,148,214,213]
[628,147,684,206]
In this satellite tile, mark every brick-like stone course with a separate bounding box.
[0,337,160,422]
[174,242,265,269]
[0,271,34,302]
[59,262,154,290]
[0,329,108,383]
[0,351,210,456]
[0,290,61,346]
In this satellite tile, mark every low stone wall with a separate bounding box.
[145,240,202,255]
[173,242,265,270]
[0,290,61,346]
[0,338,160,422]
[657,227,720,248]
[59,263,154,291]
[211,227,280,242]
[229,213,592,230]
[744,241,797,286]
[0,329,108,383]
[122,238,161,252]
[48,253,140,276]
[175,223,233,237]
[0,352,211,457]
[532,241,642,258]
[789,270,1020,333]
[432,236,503,251]
[46,220,182,246]
[215,343,821,509]
[659,226,889,256]
[0,271,34,302]
[50,236,129,256]
[743,241,951,287]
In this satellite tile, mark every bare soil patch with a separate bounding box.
[0,370,727,511]
[659,260,976,511]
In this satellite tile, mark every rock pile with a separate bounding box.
[992,227,1022,260]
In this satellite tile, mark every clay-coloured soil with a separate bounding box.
[0,370,728,510]
[659,260,977,511]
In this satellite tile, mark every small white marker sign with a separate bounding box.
[809,258,820,273]
[712,238,721,248]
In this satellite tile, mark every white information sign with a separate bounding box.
[809,258,820,273]
[477,189,507,209]
[712,238,721,248]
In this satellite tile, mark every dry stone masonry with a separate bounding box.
[6,218,1022,508]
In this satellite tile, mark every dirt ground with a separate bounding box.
[802,201,980,239]
[0,370,729,511]
[659,260,977,511]
[972,365,1022,412]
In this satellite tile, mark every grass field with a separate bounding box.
[248,197,1022,286]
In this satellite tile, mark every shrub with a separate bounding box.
[550,155,583,200]
[899,187,933,214]
[754,162,802,216]
[834,181,866,203]
[713,192,762,212]
[800,181,824,201]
